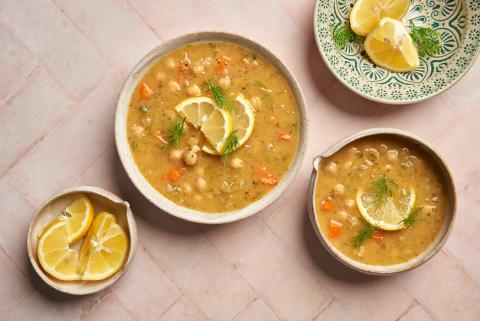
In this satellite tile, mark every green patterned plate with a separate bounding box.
[314,0,480,104]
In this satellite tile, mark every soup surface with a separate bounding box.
[127,41,299,212]
[314,135,447,266]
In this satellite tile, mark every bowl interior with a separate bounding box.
[115,31,308,224]
[27,186,137,295]
[308,129,456,275]
[314,0,480,104]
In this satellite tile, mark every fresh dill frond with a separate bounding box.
[206,81,233,110]
[354,225,375,248]
[372,175,393,210]
[220,130,239,162]
[401,207,421,228]
[139,103,149,114]
[410,22,442,57]
[332,23,364,49]
[161,118,185,150]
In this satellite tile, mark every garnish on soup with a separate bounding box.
[315,135,447,266]
[127,41,299,212]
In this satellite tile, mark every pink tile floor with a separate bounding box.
[1,1,479,320]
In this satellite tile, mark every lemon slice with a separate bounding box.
[175,96,217,128]
[201,107,233,153]
[350,0,410,36]
[356,187,416,230]
[37,220,81,281]
[60,195,94,243]
[202,94,255,155]
[79,212,129,281]
[364,18,420,72]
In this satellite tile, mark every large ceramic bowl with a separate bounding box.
[115,31,308,224]
[314,0,480,104]
[308,128,456,275]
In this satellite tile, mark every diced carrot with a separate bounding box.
[278,133,292,141]
[260,173,278,185]
[176,72,186,86]
[320,198,335,211]
[215,56,230,76]
[329,219,343,238]
[372,230,385,242]
[167,168,181,182]
[139,82,154,100]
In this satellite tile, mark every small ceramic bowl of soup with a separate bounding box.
[115,31,308,224]
[308,128,456,275]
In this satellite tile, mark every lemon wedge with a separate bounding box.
[60,195,94,243]
[79,212,129,281]
[202,94,255,155]
[350,0,410,36]
[175,96,217,128]
[356,187,416,230]
[37,220,81,281]
[364,17,420,72]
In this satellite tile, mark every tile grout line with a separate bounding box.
[1,288,35,320]
[0,63,40,107]
[227,296,259,321]
[153,294,184,321]
[394,299,418,321]
[307,297,336,321]
[125,0,164,41]
[443,247,480,289]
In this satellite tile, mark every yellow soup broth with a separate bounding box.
[127,41,299,212]
[314,136,447,266]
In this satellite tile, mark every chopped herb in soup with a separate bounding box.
[127,41,299,212]
[314,135,447,266]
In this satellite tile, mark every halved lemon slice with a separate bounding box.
[79,212,129,281]
[350,0,410,36]
[60,195,94,243]
[364,18,420,72]
[175,96,217,128]
[202,94,255,155]
[201,107,233,153]
[356,187,416,230]
[37,220,81,281]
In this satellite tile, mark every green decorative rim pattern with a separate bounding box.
[314,0,480,104]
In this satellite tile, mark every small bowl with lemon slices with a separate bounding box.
[115,32,308,223]
[314,0,480,104]
[308,128,456,275]
[27,186,137,295]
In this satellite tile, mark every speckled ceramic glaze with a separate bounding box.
[308,128,456,275]
[115,31,308,224]
[314,0,480,104]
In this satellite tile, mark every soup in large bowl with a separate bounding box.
[116,32,307,223]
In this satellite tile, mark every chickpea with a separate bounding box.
[345,199,355,208]
[182,183,193,194]
[155,72,166,83]
[217,75,231,88]
[325,162,337,174]
[187,137,199,147]
[131,124,145,137]
[230,157,243,169]
[338,210,348,220]
[165,58,176,69]
[168,80,181,92]
[364,148,380,160]
[193,193,203,202]
[187,84,201,96]
[387,149,399,162]
[333,183,345,196]
[195,177,207,191]
[193,65,205,74]
[169,149,183,161]
[384,164,392,171]
[183,149,198,166]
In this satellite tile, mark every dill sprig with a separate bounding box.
[220,130,239,162]
[401,207,421,228]
[206,81,233,110]
[410,22,442,57]
[161,118,186,150]
[332,23,364,49]
[372,176,393,210]
[354,225,375,248]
